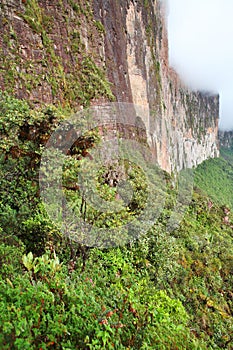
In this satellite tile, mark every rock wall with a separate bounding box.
[219,131,233,149]
[0,0,219,172]
[93,0,219,172]
[0,0,114,106]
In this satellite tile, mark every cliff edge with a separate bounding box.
[219,130,233,149]
[0,0,219,172]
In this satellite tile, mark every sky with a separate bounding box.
[167,0,233,130]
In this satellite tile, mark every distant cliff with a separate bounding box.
[219,130,233,149]
[0,0,219,172]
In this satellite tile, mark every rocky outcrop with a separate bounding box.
[0,0,114,106]
[93,0,219,172]
[0,0,219,172]
[219,130,233,149]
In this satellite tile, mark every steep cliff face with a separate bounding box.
[0,0,114,106]
[0,0,219,172]
[93,0,219,172]
[219,130,233,149]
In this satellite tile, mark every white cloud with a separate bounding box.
[167,0,233,130]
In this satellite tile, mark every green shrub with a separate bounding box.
[0,250,200,349]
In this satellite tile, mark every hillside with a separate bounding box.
[0,93,232,349]
[0,0,232,349]
[194,147,233,210]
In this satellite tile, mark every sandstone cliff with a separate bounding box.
[0,0,219,172]
[219,130,233,149]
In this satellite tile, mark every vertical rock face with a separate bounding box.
[93,0,219,172]
[0,0,114,106]
[219,131,233,149]
[0,0,219,172]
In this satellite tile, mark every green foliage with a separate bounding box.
[170,192,233,348]
[0,0,114,106]
[61,150,166,247]
[0,93,63,253]
[0,241,25,279]
[194,148,233,209]
[0,93,233,348]
[0,248,202,349]
[1,186,232,348]
[20,0,46,34]
[94,20,105,34]
[78,56,114,104]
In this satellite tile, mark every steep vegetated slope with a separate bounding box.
[195,136,233,210]
[0,93,232,349]
[0,0,232,349]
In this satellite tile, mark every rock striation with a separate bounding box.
[0,0,219,172]
[219,130,233,149]
[93,0,219,172]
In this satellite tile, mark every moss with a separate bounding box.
[144,10,164,113]
[94,20,105,34]
[0,0,114,106]
[20,0,44,33]
[145,24,152,36]
[155,60,162,89]
[144,0,150,8]
[68,0,81,13]
[9,25,18,41]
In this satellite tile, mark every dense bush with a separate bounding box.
[0,93,233,348]
[194,148,233,209]
[0,92,64,253]
[0,246,205,349]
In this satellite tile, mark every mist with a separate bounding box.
[167,0,233,130]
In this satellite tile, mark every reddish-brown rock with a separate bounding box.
[0,0,219,171]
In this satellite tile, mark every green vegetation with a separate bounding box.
[0,93,64,254]
[0,0,114,106]
[194,147,233,209]
[1,0,232,347]
[0,93,232,348]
